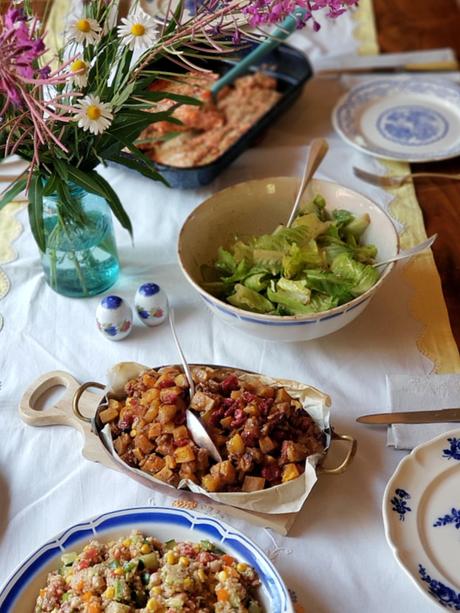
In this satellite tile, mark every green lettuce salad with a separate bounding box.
[204,195,380,316]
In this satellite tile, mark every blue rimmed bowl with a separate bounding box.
[178,177,399,342]
[0,506,292,613]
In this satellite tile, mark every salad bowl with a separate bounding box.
[178,177,399,341]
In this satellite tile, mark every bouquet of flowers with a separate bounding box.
[0,0,356,294]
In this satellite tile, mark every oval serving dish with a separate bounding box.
[0,506,293,613]
[19,364,356,516]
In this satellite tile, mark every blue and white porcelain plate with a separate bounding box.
[0,506,293,612]
[332,78,460,162]
[383,429,460,610]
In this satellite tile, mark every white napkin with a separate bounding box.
[386,374,460,449]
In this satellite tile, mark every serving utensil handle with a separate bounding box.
[318,430,357,475]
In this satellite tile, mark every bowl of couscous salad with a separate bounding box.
[0,507,293,613]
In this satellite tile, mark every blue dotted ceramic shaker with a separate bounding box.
[134,283,169,326]
[95,295,133,341]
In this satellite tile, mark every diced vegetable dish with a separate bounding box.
[34,531,262,612]
[101,366,325,492]
[205,195,380,315]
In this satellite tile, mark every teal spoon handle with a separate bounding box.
[211,7,307,97]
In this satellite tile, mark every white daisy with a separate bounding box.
[69,58,89,88]
[117,9,158,51]
[74,95,113,135]
[68,17,102,45]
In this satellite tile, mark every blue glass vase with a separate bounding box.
[40,182,120,298]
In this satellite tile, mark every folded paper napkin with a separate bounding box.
[386,374,460,450]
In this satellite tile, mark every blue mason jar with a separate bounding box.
[40,182,120,297]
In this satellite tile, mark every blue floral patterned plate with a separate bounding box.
[332,77,460,162]
[383,429,460,610]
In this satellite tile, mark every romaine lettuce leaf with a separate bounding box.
[291,212,331,239]
[282,241,323,278]
[331,252,380,296]
[243,272,271,292]
[277,278,311,304]
[227,284,274,313]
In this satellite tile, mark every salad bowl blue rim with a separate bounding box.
[332,77,460,162]
[0,506,292,613]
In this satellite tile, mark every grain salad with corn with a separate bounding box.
[34,530,262,612]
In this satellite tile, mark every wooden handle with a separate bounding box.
[19,370,102,430]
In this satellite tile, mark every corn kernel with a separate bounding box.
[178,556,190,567]
[140,543,152,554]
[113,567,124,575]
[151,586,162,595]
[197,568,206,582]
[165,551,177,565]
[147,598,161,611]
[104,586,115,599]
[217,570,228,582]
[183,577,193,589]
[237,563,248,572]
[123,539,132,547]
[130,430,137,437]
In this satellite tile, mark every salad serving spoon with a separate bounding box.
[373,234,437,268]
[168,307,223,463]
[286,138,329,227]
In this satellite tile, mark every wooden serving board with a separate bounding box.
[19,370,299,534]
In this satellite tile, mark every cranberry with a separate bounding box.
[174,437,190,448]
[174,411,186,425]
[157,378,176,388]
[118,414,134,431]
[242,391,256,403]
[230,408,246,428]
[220,374,239,394]
[261,464,281,482]
[259,397,274,415]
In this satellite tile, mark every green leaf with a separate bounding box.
[28,174,45,252]
[42,174,59,197]
[65,165,133,238]
[107,152,167,185]
[131,91,202,107]
[0,177,27,209]
[163,0,184,36]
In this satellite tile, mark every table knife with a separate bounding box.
[356,408,460,425]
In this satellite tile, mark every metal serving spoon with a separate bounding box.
[286,138,329,227]
[373,234,437,268]
[168,307,223,463]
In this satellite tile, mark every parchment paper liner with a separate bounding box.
[99,362,331,515]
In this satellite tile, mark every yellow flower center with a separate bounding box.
[130,23,146,37]
[76,19,91,33]
[86,105,101,120]
[70,59,87,73]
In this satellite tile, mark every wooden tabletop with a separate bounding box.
[373,0,460,350]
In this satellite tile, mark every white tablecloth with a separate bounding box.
[0,13,444,613]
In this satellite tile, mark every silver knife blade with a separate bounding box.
[357,408,460,425]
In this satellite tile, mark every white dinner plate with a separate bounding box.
[332,77,460,162]
[383,429,460,610]
[0,506,293,612]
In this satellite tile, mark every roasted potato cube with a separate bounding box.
[147,422,162,440]
[113,434,130,456]
[142,454,165,474]
[242,476,266,492]
[158,404,178,424]
[99,406,119,424]
[142,373,158,388]
[281,441,307,463]
[230,390,242,400]
[201,473,223,492]
[259,386,276,398]
[174,445,196,463]
[227,433,245,455]
[165,455,177,470]
[259,436,276,454]
[210,460,236,484]
[133,448,144,463]
[196,448,210,472]
[154,465,176,484]
[282,463,301,482]
[160,386,183,404]
[135,434,154,455]
[172,425,189,441]
[174,373,189,388]
[156,373,176,388]
[163,422,176,434]
[190,391,216,412]
[243,405,259,417]
[275,387,292,404]
[156,434,175,456]
[144,405,159,423]
[220,416,233,429]
[140,388,160,407]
